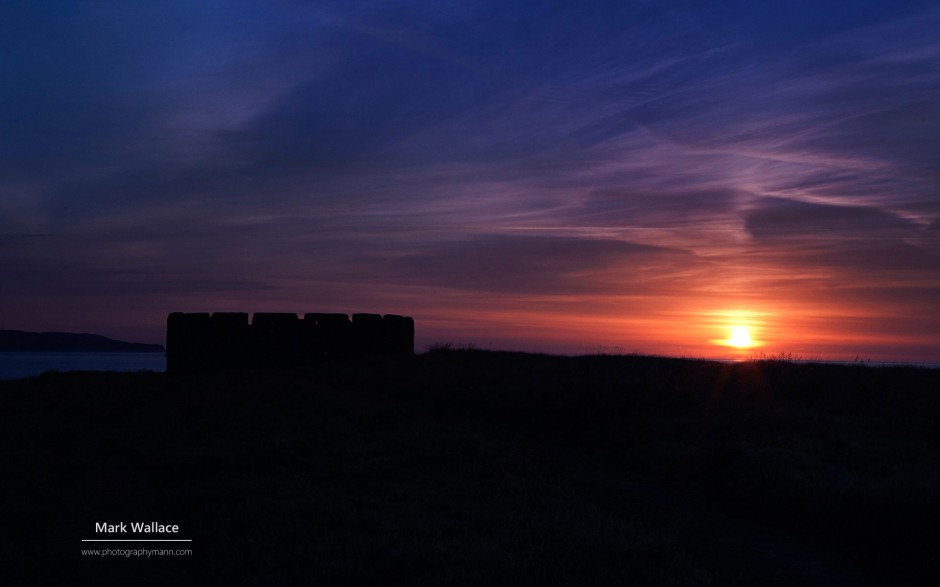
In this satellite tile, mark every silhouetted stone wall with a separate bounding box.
[167,312,210,373]
[166,311,414,373]
[210,312,250,370]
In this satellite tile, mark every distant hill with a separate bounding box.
[0,330,165,353]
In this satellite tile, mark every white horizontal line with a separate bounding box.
[81,539,193,542]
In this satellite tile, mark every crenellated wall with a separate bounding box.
[166,312,414,373]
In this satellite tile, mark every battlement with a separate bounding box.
[166,312,414,373]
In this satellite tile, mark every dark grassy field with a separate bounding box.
[2,350,938,585]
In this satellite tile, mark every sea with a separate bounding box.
[0,352,166,381]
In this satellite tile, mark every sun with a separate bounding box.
[727,326,753,348]
[704,309,767,351]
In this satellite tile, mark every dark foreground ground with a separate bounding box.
[2,350,938,586]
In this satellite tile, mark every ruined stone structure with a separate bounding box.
[166,312,414,373]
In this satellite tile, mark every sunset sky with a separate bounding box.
[2,1,939,362]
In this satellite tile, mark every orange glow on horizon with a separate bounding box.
[410,297,934,363]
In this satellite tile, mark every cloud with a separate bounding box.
[745,197,917,241]
[367,234,703,295]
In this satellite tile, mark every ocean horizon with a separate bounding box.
[0,352,166,381]
[1,350,935,383]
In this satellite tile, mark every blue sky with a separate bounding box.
[2,1,939,361]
